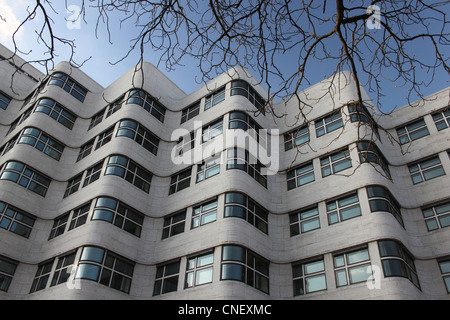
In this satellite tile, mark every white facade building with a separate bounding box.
[0,43,449,300]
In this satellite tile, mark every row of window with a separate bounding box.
[284,104,378,151]
[65,154,153,197]
[5,239,447,296]
[180,80,265,124]
[49,196,145,239]
[290,185,403,237]
[287,145,448,191]
[163,192,269,236]
[284,105,449,153]
[293,240,421,296]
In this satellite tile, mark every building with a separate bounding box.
[0,43,449,300]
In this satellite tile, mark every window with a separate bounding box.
[169,167,192,195]
[202,118,223,143]
[408,155,446,185]
[48,72,87,102]
[153,260,180,296]
[30,259,54,293]
[88,108,105,130]
[185,252,214,288]
[224,192,268,234]
[33,98,76,129]
[348,103,373,125]
[94,126,115,150]
[92,197,144,237]
[357,141,390,177]
[334,247,372,287]
[126,89,166,122]
[76,139,95,162]
[105,95,125,118]
[0,134,19,156]
[315,110,344,137]
[0,91,11,110]
[422,200,450,231]
[64,173,83,198]
[221,245,269,294]
[116,119,160,155]
[18,127,65,161]
[0,161,51,197]
[75,246,134,293]
[226,148,267,188]
[438,258,450,293]
[432,109,450,131]
[204,87,225,110]
[378,240,420,288]
[326,192,361,225]
[320,148,352,177]
[181,102,200,123]
[289,206,320,236]
[6,107,33,136]
[175,131,195,156]
[48,213,69,240]
[0,255,18,292]
[162,210,186,239]
[367,186,404,227]
[105,155,152,193]
[0,201,35,238]
[287,162,315,190]
[229,111,266,146]
[196,154,221,182]
[292,258,326,296]
[396,118,429,145]
[68,202,91,231]
[82,160,104,187]
[230,80,265,112]
[284,126,309,151]
[192,198,218,228]
[50,252,76,287]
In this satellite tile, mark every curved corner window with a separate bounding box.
[92,197,144,237]
[126,89,166,122]
[378,240,420,289]
[48,73,87,102]
[221,245,269,294]
[117,119,160,155]
[367,185,404,227]
[105,155,152,193]
[224,192,268,234]
[0,161,50,197]
[33,98,76,129]
[18,127,64,161]
[75,246,134,293]
[230,80,265,113]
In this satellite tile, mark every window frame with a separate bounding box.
[396,118,430,145]
[326,192,361,225]
[292,257,326,296]
[287,161,315,190]
[315,110,344,137]
[320,148,352,177]
[408,155,445,185]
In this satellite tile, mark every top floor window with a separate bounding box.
[230,80,265,113]
[315,110,344,137]
[204,87,225,111]
[126,89,166,123]
[396,118,429,145]
[0,91,11,110]
[47,73,87,102]
[284,125,309,151]
[432,108,450,131]
[181,102,200,124]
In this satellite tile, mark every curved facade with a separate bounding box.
[0,43,449,300]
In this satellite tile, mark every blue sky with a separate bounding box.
[0,0,448,111]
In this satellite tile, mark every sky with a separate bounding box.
[0,0,448,111]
